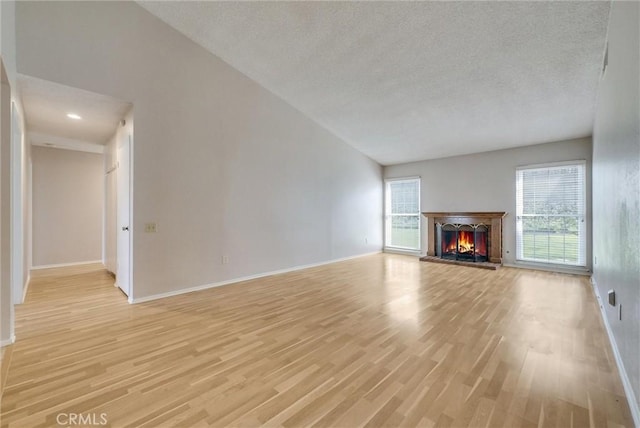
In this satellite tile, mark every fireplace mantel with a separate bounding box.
[422,212,507,264]
[422,212,507,221]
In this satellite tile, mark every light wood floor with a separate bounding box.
[0,254,634,427]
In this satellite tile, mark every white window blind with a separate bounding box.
[385,178,420,250]
[516,162,586,266]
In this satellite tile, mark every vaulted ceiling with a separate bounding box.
[138,1,610,165]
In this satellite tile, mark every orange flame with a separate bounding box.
[457,231,474,253]
[442,230,487,256]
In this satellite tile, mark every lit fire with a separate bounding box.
[443,231,487,256]
[457,231,474,253]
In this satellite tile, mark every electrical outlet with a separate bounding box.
[222,256,229,264]
[365,237,368,244]
[144,222,157,233]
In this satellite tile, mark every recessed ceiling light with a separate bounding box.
[66,113,82,120]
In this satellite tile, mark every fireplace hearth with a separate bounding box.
[421,212,507,269]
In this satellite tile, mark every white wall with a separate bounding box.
[104,131,116,274]
[384,138,592,269]
[592,1,640,421]
[16,1,383,300]
[0,0,15,86]
[32,146,104,267]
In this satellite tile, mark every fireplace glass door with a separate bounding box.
[437,223,488,262]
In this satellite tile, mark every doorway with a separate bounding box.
[17,74,133,300]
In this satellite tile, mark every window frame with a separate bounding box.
[384,177,421,251]
[515,160,587,267]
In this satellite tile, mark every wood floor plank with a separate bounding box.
[0,255,634,427]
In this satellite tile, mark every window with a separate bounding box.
[385,178,420,250]
[516,162,586,266]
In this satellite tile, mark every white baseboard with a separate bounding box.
[31,260,103,270]
[503,262,591,276]
[0,336,16,347]
[590,276,640,427]
[383,248,422,257]
[130,251,382,304]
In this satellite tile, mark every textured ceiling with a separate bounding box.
[18,75,131,145]
[138,1,610,165]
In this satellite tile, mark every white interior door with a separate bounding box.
[116,134,131,296]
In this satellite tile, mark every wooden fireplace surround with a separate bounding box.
[422,212,507,264]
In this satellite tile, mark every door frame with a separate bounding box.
[10,101,24,304]
[1,62,15,345]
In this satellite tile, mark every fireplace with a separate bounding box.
[421,212,507,268]
[438,223,488,262]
